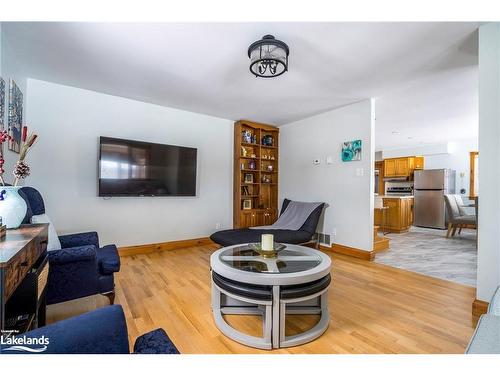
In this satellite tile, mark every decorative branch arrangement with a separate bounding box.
[0,125,38,186]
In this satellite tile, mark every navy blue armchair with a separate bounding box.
[19,187,120,305]
[0,305,179,354]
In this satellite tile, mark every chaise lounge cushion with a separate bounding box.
[97,244,121,275]
[210,228,313,247]
[210,199,325,247]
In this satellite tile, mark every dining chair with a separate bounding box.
[444,194,476,238]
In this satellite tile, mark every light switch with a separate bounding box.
[356,168,364,176]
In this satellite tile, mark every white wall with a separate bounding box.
[477,23,500,302]
[26,79,233,247]
[280,99,375,252]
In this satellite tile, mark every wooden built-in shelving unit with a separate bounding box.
[233,120,279,228]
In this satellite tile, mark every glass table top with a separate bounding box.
[219,245,323,274]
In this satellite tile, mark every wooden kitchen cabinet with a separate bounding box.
[374,197,414,233]
[383,156,424,179]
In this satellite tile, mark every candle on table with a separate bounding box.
[261,234,274,251]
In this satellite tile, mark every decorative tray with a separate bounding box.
[248,242,286,258]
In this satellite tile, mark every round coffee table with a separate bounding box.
[210,243,332,349]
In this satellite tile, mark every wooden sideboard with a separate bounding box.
[0,224,49,333]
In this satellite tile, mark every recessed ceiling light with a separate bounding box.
[391,131,399,134]
[408,137,413,139]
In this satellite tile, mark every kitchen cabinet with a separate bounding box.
[383,156,424,179]
[374,197,414,233]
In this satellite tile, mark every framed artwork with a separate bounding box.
[8,79,23,153]
[242,199,252,210]
[244,173,254,183]
[341,139,362,162]
[0,77,5,129]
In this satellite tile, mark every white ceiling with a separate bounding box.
[2,22,479,149]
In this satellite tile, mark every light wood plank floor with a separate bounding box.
[107,244,477,354]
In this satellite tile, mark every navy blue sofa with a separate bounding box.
[19,187,121,305]
[0,305,179,354]
[210,199,325,247]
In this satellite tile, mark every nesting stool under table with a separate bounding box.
[210,243,332,349]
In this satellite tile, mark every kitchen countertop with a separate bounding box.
[376,195,414,199]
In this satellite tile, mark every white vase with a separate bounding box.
[0,186,28,229]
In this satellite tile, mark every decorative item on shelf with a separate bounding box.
[241,146,248,157]
[242,130,253,144]
[248,35,289,78]
[248,159,256,170]
[262,175,271,183]
[0,186,28,229]
[250,153,256,158]
[13,127,38,186]
[8,79,23,153]
[262,134,274,146]
[242,199,252,210]
[241,186,250,196]
[244,173,254,183]
[241,162,245,170]
[262,154,268,160]
[270,155,275,160]
[267,165,274,172]
[341,139,362,162]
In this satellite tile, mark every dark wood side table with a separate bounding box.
[0,224,49,333]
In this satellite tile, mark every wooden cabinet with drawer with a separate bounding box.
[239,209,278,228]
[1,224,49,333]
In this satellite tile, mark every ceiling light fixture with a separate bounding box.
[248,35,289,78]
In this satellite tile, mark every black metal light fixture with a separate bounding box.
[248,35,289,78]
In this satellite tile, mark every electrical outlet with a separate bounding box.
[215,222,222,230]
[331,228,336,236]
[356,168,364,176]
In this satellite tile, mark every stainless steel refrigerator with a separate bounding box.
[414,169,456,229]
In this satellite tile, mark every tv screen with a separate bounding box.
[98,137,197,197]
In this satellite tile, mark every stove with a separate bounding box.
[386,186,413,196]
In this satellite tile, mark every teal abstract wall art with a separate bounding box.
[341,139,362,162]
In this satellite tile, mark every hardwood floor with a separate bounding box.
[112,244,476,354]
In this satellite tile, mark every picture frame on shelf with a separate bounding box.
[244,173,254,183]
[242,199,252,210]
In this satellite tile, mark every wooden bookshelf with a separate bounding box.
[233,120,279,228]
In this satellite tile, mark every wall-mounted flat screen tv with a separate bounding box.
[98,136,197,197]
